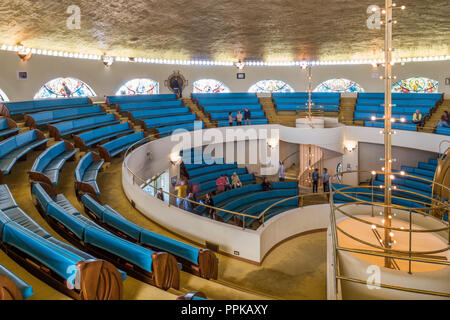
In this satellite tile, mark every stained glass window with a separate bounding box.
[248,80,294,93]
[115,78,160,95]
[0,88,8,102]
[314,78,364,93]
[34,77,96,99]
[193,79,230,93]
[392,77,439,93]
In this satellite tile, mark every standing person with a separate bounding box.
[244,107,251,125]
[204,193,215,218]
[156,188,165,202]
[228,112,234,126]
[183,193,194,212]
[412,110,422,125]
[231,172,242,189]
[443,111,450,125]
[278,161,286,181]
[223,175,232,191]
[262,177,272,191]
[312,168,319,193]
[236,110,243,126]
[321,168,330,193]
[62,82,72,97]
[175,179,188,208]
[216,175,225,193]
[438,115,450,127]
[172,77,182,98]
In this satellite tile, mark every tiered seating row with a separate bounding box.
[0,130,48,182]
[355,93,443,132]
[106,94,177,106]
[98,131,148,162]
[81,194,218,280]
[31,182,180,290]
[28,140,77,186]
[0,184,125,300]
[75,152,104,196]
[49,114,120,141]
[0,97,93,117]
[24,106,105,128]
[74,122,135,151]
[273,92,340,112]
[0,118,20,138]
[0,264,34,300]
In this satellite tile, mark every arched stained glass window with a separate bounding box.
[0,88,9,102]
[192,79,231,93]
[115,78,160,95]
[392,77,438,93]
[248,80,294,93]
[314,78,365,93]
[34,77,96,99]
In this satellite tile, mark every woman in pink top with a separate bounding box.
[216,176,225,192]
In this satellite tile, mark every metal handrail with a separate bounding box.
[338,119,448,134]
[329,170,450,298]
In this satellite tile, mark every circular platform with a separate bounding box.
[296,117,325,128]
[337,215,449,272]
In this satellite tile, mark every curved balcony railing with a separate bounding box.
[327,170,450,299]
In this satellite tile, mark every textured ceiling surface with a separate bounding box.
[0,0,449,61]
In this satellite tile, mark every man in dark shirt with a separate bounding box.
[312,168,319,193]
[244,108,251,125]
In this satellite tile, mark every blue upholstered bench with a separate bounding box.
[31,182,180,290]
[276,105,339,112]
[364,121,417,131]
[98,132,148,162]
[141,120,204,137]
[272,92,340,99]
[238,198,299,227]
[196,173,256,197]
[193,93,256,99]
[217,119,268,127]
[0,130,48,182]
[75,152,104,196]
[0,264,34,300]
[116,100,183,112]
[436,127,450,136]
[0,118,20,138]
[203,104,262,113]
[49,114,120,141]
[217,188,299,223]
[355,105,432,114]
[197,98,259,105]
[140,114,196,129]
[28,141,77,186]
[81,194,218,280]
[0,97,92,117]
[24,106,105,128]
[189,167,248,185]
[128,107,191,122]
[210,110,266,121]
[274,97,340,105]
[0,184,126,300]
[188,163,238,178]
[106,94,177,106]
[74,122,135,151]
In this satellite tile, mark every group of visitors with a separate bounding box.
[312,168,329,193]
[228,108,252,126]
[216,172,243,192]
[437,111,450,127]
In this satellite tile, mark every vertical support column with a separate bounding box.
[383,0,394,269]
[307,65,313,120]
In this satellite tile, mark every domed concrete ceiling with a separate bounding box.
[0,0,449,61]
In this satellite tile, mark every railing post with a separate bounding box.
[408,210,412,274]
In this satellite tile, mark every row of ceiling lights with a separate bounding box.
[2,44,449,67]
